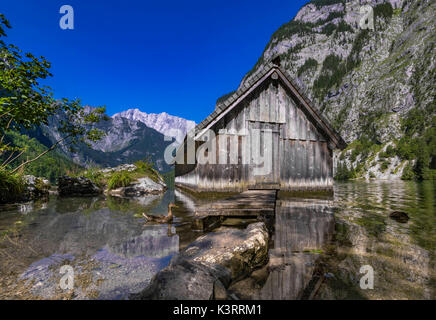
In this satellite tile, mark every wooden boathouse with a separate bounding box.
[175,58,346,192]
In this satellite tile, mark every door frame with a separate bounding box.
[248,121,280,189]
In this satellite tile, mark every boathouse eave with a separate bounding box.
[193,64,347,150]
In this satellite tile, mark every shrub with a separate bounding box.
[321,23,336,36]
[374,3,394,20]
[313,54,346,99]
[334,163,355,181]
[134,160,160,183]
[0,168,25,203]
[82,167,105,188]
[401,163,416,180]
[310,0,345,9]
[297,58,318,77]
[380,160,390,172]
[107,171,132,190]
[336,21,353,34]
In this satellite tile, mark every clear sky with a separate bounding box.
[1,0,309,123]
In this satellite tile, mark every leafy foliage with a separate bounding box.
[107,171,132,190]
[0,14,107,175]
[313,28,370,101]
[77,159,164,191]
[334,163,355,181]
[133,160,161,183]
[374,3,394,20]
[1,131,82,183]
[313,54,346,99]
[397,112,436,180]
[0,167,24,203]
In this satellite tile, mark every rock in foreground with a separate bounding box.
[135,222,269,300]
[108,176,166,197]
[58,176,102,197]
[0,175,50,204]
[22,175,50,201]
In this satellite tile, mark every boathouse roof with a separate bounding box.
[194,57,347,150]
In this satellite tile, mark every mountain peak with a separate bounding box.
[113,108,195,143]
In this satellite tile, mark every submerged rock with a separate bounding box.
[389,211,410,223]
[135,222,269,300]
[58,176,102,197]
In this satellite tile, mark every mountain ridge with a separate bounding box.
[112,108,195,143]
[26,106,185,172]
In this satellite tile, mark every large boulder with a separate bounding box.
[182,222,269,281]
[22,175,50,201]
[136,259,232,300]
[57,176,102,197]
[108,176,166,197]
[135,222,269,300]
[0,175,50,204]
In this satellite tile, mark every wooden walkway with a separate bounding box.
[193,190,277,230]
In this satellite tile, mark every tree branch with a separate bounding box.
[1,148,24,168]
[10,133,74,174]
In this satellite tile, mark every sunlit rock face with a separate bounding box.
[35,107,173,171]
[113,108,195,143]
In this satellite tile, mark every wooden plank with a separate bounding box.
[270,83,276,123]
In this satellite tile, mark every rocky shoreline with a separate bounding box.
[59,164,167,198]
[133,222,269,300]
[0,163,167,205]
[0,175,50,205]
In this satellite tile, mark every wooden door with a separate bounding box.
[249,121,280,189]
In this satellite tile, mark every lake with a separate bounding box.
[0,181,434,299]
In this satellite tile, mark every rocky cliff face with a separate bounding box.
[35,106,174,172]
[235,0,435,180]
[113,108,196,143]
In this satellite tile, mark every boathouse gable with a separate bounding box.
[175,61,346,192]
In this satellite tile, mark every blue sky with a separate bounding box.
[1,0,309,123]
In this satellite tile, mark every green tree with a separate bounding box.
[0,14,107,174]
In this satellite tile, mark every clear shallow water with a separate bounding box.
[0,191,202,299]
[254,181,435,300]
[0,181,435,299]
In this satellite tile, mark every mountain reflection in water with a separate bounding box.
[0,191,195,299]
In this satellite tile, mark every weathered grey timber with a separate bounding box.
[175,57,346,192]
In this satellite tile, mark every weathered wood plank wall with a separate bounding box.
[175,78,333,191]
